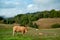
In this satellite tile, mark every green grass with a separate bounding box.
[0,24,60,40]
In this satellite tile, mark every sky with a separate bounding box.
[0,0,60,17]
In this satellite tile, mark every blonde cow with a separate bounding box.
[13,25,28,36]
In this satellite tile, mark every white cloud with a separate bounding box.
[0,8,23,17]
[28,0,54,12]
[32,0,60,11]
[4,1,20,5]
[0,0,60,17]
[27,4,33,8]
[27,4,39,12]
[33,0,53,4]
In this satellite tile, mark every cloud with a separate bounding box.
[27,4,33,8]
[32,0,60,10]
[0,0,23,8]
[0,8,23,17]
[27,4,39,12]
[4,1,20,5]
[0,0,60,17]
[0,2,19,8]
[33,0,53,4]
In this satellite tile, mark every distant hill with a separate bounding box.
[35,18,60,29]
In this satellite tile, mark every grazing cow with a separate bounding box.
[13,25,28,36]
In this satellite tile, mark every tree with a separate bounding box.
[4,18,15,24]
[0,16,4,20]
[49,9,57,18]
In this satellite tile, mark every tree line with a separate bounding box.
[0,9,60,28]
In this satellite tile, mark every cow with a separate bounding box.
[13,25,28,36]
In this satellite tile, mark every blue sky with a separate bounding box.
[0,0,60,17]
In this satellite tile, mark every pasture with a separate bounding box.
[0,24,60,40]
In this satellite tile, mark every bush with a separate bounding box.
[28,22,38,29]
[51,24,60,28]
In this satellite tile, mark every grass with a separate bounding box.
[0,24,60,40]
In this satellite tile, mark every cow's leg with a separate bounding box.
[13,30,15,36]
[22,31,24,34]
[25,29,27,33]
[21,31,25,36]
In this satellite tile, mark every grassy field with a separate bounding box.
[0,24,60,40]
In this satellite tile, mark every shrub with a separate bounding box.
[51,24,60,28]
[28,22,38,29]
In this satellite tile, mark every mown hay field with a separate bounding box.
[35,18,60,29]
[0,24,60,40]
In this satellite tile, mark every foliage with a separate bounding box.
[28,22,38,29]
[4,18,15,24]
[0,16,5,23]
[51,24,60,28]
[0,16,4,20]
[0,9,60,28]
